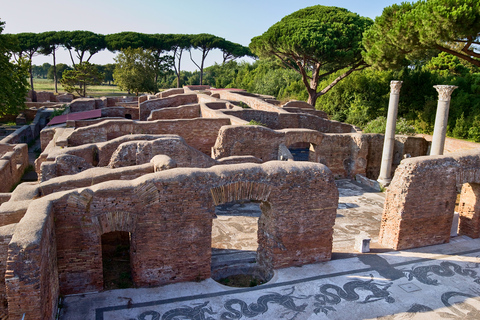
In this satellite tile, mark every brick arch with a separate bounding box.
[455,167,480,189]
[94,211,137,235]
[283,130,323,149]
[210,181,272,205]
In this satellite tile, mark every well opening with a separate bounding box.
[101,231,133,290]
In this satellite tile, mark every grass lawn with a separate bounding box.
[32,78,132,97]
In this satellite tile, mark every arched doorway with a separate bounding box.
[210,182,274,286]
[287,142,315,161]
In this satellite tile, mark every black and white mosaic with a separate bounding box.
[92,250,480,320]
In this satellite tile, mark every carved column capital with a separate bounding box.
[434,85,458,101]
[390,81,403,94]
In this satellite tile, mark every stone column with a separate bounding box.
[378,81,402,186]
[430,85,458,155]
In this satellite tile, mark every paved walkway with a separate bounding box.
[59,180,480,320]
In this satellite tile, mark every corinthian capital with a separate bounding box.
[434,85,458,101]
[390,81,403,94]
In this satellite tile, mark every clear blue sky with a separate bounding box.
[1,0,402,71]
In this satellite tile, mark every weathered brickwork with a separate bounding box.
[379,149,480,250]
[0,144,29,192]
[458,183,480,238]
[38,134,220,181]
[147,104,201,120]
[66,118,231,154]
[6,198,59,320]
[3,162,337,319]
[0,224,15,315]
[213,125,428,179]
[139,93,198,120]
[0,87,451,319]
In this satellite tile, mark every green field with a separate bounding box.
[32,78,131,97]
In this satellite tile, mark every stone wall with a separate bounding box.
[156,88,184,98]
[0,144,29,192]
[139,93,197,120]
[458,183,480,238]
[379,149,480,250]
[107,136,217,168]
[2,162,337,318]
[212,125,428,179]
[66,118,231,154]
[0,224,15,315]
[216,90,288,113]
[6,197,59,320]
[37,134,218,181]
[147,104,200,120]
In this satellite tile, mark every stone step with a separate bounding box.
[211,249,256,269]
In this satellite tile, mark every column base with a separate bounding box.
[377,177,391,188]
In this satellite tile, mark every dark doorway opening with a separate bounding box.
[288,142,312,161]
[101,231,133,290]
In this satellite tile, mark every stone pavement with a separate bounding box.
[59,180,480,320]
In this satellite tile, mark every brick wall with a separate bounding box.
[4,161,337,318]
[458,183,480,238]
[379,149,480,250]
[139,94,197,120]
[67,118,231,154]
[213,126,428,179]
[147,104,200,120]
[0,144,29,192]
[216,91,289,113]
[0,224,15,315]
[6,198,59,320]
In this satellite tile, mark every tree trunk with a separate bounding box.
[29,65,36,102]
[175,49,183,88]
[307,89,318,107]
[53,50,58,94]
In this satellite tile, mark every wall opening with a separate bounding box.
[458,183,480,239]
[211,200,271,287]
[288,142,314,161]
[101,231,133,290]
[125,114,132,119]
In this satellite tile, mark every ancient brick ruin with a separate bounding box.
[0,86,477,319]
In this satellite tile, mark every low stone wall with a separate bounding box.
[37,134,219,181]
[147,104,200,120]
[1,109,51,145]
[66,118,231,154]
[222,109,356,133]
[107,136,217,168]
[156,88,184,98]
[139,93,198,120]
[0,144,29,192]
[216,90,288,113]
[379,148,480,250]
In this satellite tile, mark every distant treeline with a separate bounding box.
[6,31,254,93]
[174,55,480,141]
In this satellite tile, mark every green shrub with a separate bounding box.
[247,120,266,126]
[363,116,416,135]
